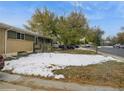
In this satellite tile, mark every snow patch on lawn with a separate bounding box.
[3,53,116,79]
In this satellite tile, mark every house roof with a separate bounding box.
[0,22,52,40]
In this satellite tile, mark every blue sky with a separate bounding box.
[0,1,124,37]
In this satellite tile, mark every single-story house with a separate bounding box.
[0,23,52,57]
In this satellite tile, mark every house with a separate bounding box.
[0,23,52,57]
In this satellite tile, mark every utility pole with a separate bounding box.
[94,26,100,54]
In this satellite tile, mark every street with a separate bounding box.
[98,46,124,58]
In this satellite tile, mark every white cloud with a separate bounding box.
[69,1,113,11]
[69,1,93,11]
[69,1,108,20]
[69,1,124,20]
[86,12,105,20]
[70,1,82,7]
[116,2,124,18]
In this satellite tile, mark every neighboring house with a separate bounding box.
[102,40,112,46]
[0,23,52,57]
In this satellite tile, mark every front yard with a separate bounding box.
[2,50,124,88]
[53,61,124,88]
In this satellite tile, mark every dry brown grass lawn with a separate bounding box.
[53,61,124,88]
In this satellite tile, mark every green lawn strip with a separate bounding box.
[55,49,96,54]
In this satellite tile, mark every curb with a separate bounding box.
[78,48,124,62]
[98,51,124,62]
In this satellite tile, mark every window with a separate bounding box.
[8,30,35,41]
[25,34,34,41]
[8,30,17,39]
[36,37,38,44]
[17,33,25,40]
[17,33,21,39]
[21,34,25,40]
[38,37,43,43]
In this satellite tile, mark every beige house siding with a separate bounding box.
[7,39,34,54]
[0,28,5,55]
[0,23,52,57]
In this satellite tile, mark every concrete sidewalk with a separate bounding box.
[0,72,123,91]
[0,81,31,91]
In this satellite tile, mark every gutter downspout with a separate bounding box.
[4,30,7,56]
[4,28,12,57]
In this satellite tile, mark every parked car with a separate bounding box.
[59,45,75,49]
[113,44,120,48]
[81,44,85,48]
[84,44,92,48]
[113,44,124,49]
[75,45,80,48]
[52,43,59,48]
[67,45,75,49]
[59,45,66,49]
[120,45,124,49]
[0,55,4,70]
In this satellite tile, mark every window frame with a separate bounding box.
[25,34,35,41]
[7,30,17,39]
[7,30,36,41]
[16,33,25,40]
[16,33,21,39]
[21,33,25,40]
